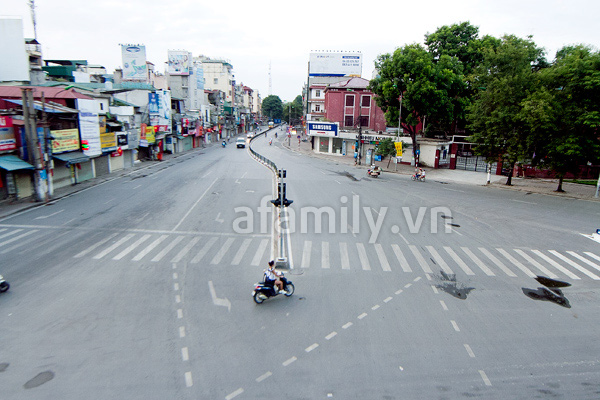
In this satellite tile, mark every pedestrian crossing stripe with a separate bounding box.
[2,227,600,281]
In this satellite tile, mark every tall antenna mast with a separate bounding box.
[268,61,272,96]
[28,0,38,40]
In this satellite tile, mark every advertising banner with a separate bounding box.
[0,116,16,151]
[195,63,204,90]
[148,90,171,132]
[309,52,362,77]
[395,141,403,157]
[168,51,191,75]
[308,122,339,137]
[121,44,147,81]
[77,99,101,156]
[100,132,117,153]
[51,128,80,153]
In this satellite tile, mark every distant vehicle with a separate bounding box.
[247,133,253,138]
[236,138,246,148]
[268,121,274,128]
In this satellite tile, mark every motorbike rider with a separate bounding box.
[269,138,273,145]
[264,260,285,294]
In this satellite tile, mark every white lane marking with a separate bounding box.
[479,370,492,386]
[34,209,64,219]
[462,247,495,276]
[531,250,580,280]
[301,240,312,268]
[208,280,231,312]
[251,239,269,266]
[404,283,412,288]
[567,251,600,273]
[383,297,393,303]
[172,237,201,263]
[464,344,475,358]
[177,309,183,319]
[414,277,421,282]
[325,331,337,340]
[132,234,168,261]
[391,244,412,272]
[175,295,181,303]
[215,212,224,223]
[358,313,368,320]
[0,229,35,248]
[133,184,142,189]
[431,285,439,294]
[426,246,453,275]
[356,243,371,270]
[172,177,218,232]
[256,371,272,382]
[173,272,178,280]
[282,356,297,366]
[440,300,448,311]
[479,247,517,277]
[514,249,558,278]
[372,305,380,310]
[395,289,403,295]
[451,320,460,332]
[191,237,218,263]
[340,242,350,270]
[231,238,252,265]
[174,283,180,291]
[113,234,151,260]
[450,227,464,236]
[211,237,235,264]
[322,241,330,269]
[184,372,193,387]
[225,388,244,400]
[181,347,189,361]
[73,232,119,258]
[409,245,432,273]
[585,252,600,263]
[93,233,134,259]
[374,243,391,271]
[496,248,536,277]
[152,236,184,262]
[305,343,319,352]
[179,326,186,338]
[444,246,475,275]
[342,322,353,329]
[510,199,536,205]
[548,251,599,280]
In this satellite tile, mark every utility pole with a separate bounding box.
[22,88,47,202]
[41,93,53,198]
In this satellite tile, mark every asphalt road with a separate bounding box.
[1,127,599,399]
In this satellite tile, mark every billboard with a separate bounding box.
[51,128,80,153]
[0,18,30,82]
[308,122,339,137]
[195,63,205,90]
[0,116,17,151]
[148,90,172,133]
[309,52,362,77]
[77,99,101,156]
[168,51,191,75]
[121,44,147,81]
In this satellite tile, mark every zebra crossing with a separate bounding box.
[1,226,600,282]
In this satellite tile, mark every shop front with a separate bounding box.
[52,151,92,187]
[0,155,35,199]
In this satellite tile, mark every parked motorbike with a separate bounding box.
[0,275,9,293]
[411,173,426,182]
[252,272,294,304]
[367,166,381,178]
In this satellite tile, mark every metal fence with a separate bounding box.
[455,155,496,173]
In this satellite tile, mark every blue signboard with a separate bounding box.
[274,119,282,124]
[308,122,338,137]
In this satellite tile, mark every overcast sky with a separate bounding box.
[2,0,599,102]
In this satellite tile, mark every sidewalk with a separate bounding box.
[280,133,600,202]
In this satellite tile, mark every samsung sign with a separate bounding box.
[308,122,338,137]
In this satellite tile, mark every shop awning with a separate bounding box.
[53,151,90,166]
[0,155,35,171]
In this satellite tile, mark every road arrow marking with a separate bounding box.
[215,212,224,223]
[208,281,231,312]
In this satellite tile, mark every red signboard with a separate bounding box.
[0,116,17,151]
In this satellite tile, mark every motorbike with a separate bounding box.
[411,173,426,182]
[222,141,227,147]
[252,272,294,304]
[0,275,9,293]
[367,166,381,178]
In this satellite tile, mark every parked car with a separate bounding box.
[236,138,246,148]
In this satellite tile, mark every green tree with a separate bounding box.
[523,45,600,191]
[375,138,398,168]
[369,44,466,165]
[467,35,547,185]
[262,95,283,119]
[283,95,303,124]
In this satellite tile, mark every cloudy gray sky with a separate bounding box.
[2,0,599,102]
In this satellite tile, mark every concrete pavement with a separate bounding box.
[278,131,600,202]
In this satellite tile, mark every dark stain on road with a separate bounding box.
[24,371,55,389]
[0,363,8,372]
[522,275,572,308]
[435,271,475,299]
[336,171,359,181]
[440,215,453,219]
[447,223,461,227]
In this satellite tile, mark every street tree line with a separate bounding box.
[261,95,303,125]
[369,22,600,190]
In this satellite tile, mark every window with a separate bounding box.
[344,116,354,127]
[315,104,321,112]
[315,89,321,97]
[361,96,371,107]
[214,78,218,84]
[345,95,355,107]
[360,116,369,127]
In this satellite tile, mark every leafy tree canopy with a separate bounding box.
[262,95,283,119]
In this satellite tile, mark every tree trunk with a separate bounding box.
[556,176,565,192]
[505,161,516,185]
